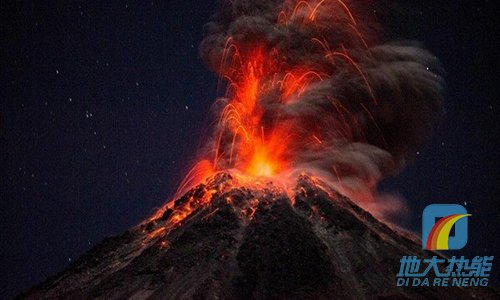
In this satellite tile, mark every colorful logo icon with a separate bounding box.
[422,204,471,250]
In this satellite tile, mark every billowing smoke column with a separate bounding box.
[179,0,443,216]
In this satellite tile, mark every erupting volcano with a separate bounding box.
[20,0,498,299]
[20,173,496,299]
[167,0,445,217]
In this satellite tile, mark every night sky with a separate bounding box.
[1,1,498,299]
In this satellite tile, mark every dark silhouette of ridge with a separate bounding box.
[19,173,497,299]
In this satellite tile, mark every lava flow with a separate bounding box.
[146,0,444,232]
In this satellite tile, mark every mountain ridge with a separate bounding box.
[18,173,497,299]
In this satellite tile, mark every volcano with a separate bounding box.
[19,173,496,299]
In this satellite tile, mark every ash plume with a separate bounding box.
[196,0,444,216]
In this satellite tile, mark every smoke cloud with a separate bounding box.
[196,0,444,216]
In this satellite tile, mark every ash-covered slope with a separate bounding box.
[19,173,495,299]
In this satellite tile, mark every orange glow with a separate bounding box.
[145,0,379,234]
[246,143,278,177]
[206,2,374,183]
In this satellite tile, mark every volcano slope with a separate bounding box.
[19,173,497,299]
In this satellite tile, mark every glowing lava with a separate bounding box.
[145,0,444,232]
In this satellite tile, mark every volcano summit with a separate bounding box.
[19,173,496,299]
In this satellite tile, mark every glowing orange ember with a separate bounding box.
[152,0,372,216]
[141,0,439,238]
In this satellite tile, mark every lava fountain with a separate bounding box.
[149,0,444,226]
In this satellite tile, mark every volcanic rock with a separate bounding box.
[18,173,497,299]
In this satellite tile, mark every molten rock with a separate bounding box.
[20,173,495,299]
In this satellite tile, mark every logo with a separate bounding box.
[396,204,494,288]
[397,255,494,287]
[422,204,471,250]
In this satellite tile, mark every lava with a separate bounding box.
[147,0,444,231]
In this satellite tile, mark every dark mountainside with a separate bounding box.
[19,173,497,299]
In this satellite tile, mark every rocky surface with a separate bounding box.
[18,173,497,299]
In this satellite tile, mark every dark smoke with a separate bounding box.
[199,0,444,215]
